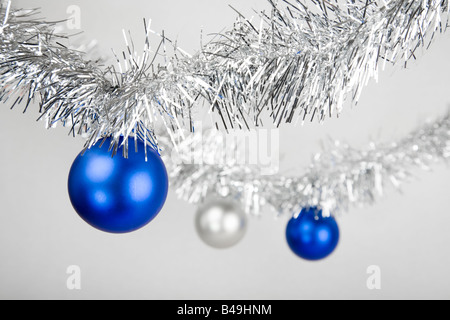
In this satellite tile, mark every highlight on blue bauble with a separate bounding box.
[286,207,340,261]
[68,137,169,234]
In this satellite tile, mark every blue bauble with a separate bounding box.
[68,137,169,234]
[286,208,339,261]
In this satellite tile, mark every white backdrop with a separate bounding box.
[0,0,449,299]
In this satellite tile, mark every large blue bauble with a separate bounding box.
[68,137,169,234]
[286,208,340,261]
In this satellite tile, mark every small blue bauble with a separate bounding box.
[68,137,169,234]
[286,208,340,261]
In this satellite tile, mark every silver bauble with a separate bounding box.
[195,197,247,249]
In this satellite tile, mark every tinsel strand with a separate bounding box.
[1,1,449,216]
[1,0,448,152]
[164,112,450,216]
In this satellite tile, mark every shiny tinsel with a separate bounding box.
[164,113,450,216]
[1,1,449,216]
[1,1,448,152]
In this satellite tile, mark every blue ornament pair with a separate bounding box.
[68,137,168,234]
[286,207,340,261]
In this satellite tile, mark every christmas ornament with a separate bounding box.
[195,197,247,249]
[68,137,169,233]
[286,208,340,261]
[0,0,449,258]
[1,1,448,218]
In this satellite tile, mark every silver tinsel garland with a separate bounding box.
[164,112,450,216]
[1,0,449,150]
[0,0,449,216]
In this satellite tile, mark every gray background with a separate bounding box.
[0,0,449,299]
